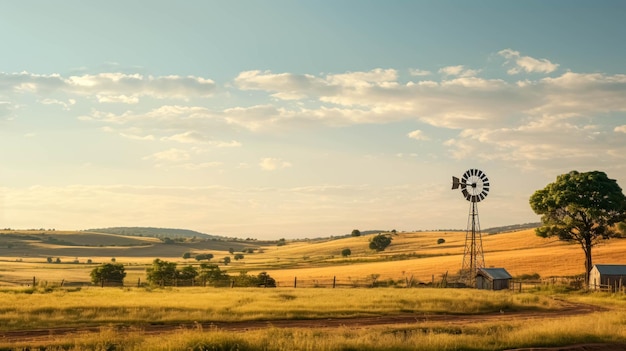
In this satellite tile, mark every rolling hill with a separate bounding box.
[1,226,625,287]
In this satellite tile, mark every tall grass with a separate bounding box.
[3,310,626,351]
[0,287,559,331]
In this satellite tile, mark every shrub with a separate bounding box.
[369,234,392,251]
[437,238,445,244]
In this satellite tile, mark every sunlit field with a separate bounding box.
[0,287,625,350]
[2,229,626,286]
[2,229,626,350]
[0,287,559,330]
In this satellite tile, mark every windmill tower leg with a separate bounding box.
[460,201,485,286]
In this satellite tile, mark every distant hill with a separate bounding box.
[85,227,219,240]
[483,222,541,234]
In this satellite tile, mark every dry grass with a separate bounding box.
[1,290,625,351]
[2,229,626,286]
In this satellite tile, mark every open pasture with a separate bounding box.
[0,287,625,350]
[2,228,626,286]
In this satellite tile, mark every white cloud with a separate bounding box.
[498,49,559,74]
[409,69,432,76]
[39,98,76,110]
[259,157,292,171]
[119,132,155,141]
[97,95,139,104]
[407,129,429,140]
[0,71,216,102]
[143,148,190,162]
[161,131,242,147]
[438,65,479,77]
[615,125,626,133]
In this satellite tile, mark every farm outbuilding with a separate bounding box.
[589,264,626,291]
[476,268,512,291]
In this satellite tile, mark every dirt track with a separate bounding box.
[1,300,624,350]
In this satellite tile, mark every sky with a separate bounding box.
[1,1,625,239]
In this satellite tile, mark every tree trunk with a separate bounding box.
[584,237,593,287]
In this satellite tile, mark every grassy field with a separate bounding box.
[2,228,626,286]
[1,229,626,350]
[0,287,625,350]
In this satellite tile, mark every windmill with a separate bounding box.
[452,169,490,286]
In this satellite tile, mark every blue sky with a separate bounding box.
[1,1,625,238]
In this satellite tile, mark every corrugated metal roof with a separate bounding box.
[477,268,512,280]
[594,264,626,275]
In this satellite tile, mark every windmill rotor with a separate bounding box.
[452,169,489,202]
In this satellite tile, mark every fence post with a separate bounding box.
[333,276,336,288]
[33,276,36,287]
[294,277,297,288]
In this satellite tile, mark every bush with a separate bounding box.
[437,238,445,244]
[90,263,126,285]
[341,248,352,257]
[369,234,392,251]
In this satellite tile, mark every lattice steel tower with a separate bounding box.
[452,169,490,286]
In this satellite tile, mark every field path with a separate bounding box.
[0,299,610,347]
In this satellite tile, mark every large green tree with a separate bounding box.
[529,170,626,285]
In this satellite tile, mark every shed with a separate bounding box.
[589,264,626,291]
[476,268,512,291]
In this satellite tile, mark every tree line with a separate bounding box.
[90,259,276,287]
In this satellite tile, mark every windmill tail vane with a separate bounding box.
[451,176,461,190]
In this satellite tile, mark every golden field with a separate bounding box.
[1,228,626,286]
[2,229,626,350]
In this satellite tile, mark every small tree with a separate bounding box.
[195,253,214,261]
[228,248,235,254]
[223,256,231,265]
[90,263,126,286]
[146,259,177,286]
[182,252,192,259]
[234,253,244,260]
[351,229,361,237]
[257,272,276,287]
[530,170,626,285]
[341,248,352,257]
[198,263,229,286]
[437,238,445,245]
[177,265,198,284]
[369,234,392,251]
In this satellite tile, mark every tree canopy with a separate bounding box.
[529,170,626,285]
[90,263,126,285]
[369,234,392,251]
